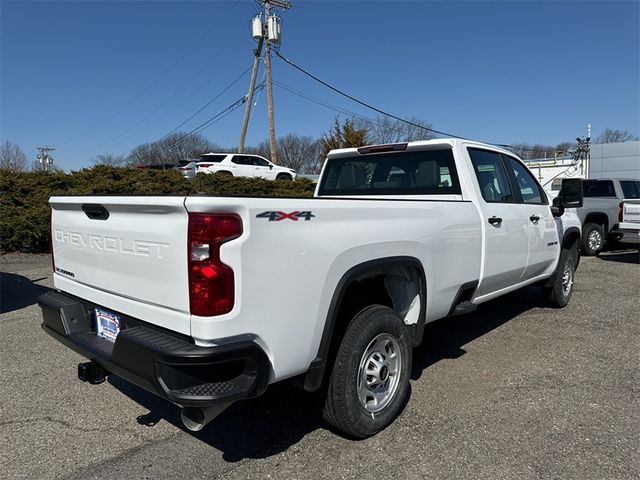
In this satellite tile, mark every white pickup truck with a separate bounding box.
[39,139,583,438]
[618,200,640,245]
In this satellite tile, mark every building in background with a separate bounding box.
[588,141,640,179]
[524,140,640,195]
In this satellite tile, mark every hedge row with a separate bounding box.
[0,167,315,253]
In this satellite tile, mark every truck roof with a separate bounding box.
[327,138,522,160]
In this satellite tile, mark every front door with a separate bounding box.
[502,155,559,279]
[250,156,274,179]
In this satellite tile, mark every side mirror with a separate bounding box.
[269,164,274,170]
[551,196,565,217]
[552,178,583,217]
[559,178,583,208]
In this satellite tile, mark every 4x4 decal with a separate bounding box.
[256,211,315,222]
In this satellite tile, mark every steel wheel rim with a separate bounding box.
[562,261,573,296]
[588,230,602,251]
[357,333,402,413]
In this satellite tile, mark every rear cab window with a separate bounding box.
[317,148,461,196]
[620,180,640,199]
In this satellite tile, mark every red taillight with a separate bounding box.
[198,163,212,168]
[619,202,624,223]
[188,213,242,316]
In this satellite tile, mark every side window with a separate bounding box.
[468,149,514,203]
[251,157,270,167]
[199,154,225,163]
[583,180,615,197]
[503,155,546,204]
[231,156,252,165]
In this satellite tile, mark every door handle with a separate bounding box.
[488,216,502,225]
[529,215,540,223]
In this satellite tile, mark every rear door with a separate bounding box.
[50,196,190,334]
[230,155,256,177]
[468,148,528,296]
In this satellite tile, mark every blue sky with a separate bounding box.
[1,0,638,171]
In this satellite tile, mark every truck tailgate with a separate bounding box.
[622,201,640,225]
[50,196,190,334]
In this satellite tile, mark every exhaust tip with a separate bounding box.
[181,402,232,432]
[181,407,206,432]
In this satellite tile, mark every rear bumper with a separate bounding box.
[38,291,271,407]
[609,228,640,245]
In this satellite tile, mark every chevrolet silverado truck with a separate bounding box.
[39,139,583,439]
[576,178,640,255]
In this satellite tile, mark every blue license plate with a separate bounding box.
[95,307,121,343]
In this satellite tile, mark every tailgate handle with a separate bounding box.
[82,204,110,220]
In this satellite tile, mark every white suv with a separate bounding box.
[196,153,296,181]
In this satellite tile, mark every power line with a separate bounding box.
[163,65,254,137]
[273,80,368,119]
[64,57,251,154]
[130,83,266,165]
[274,50,465,139]
[275,51,582,156]
[71,32,248,152]
[56,0,243,147]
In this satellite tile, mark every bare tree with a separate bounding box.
[127,133,220,166]
[92,153,126,167]
[594,128,638,144]
[245,141,271,161]
[276,134,321,173]
[353,115,436,144]
[0,141,28,172]
[506,142,568,160]
[245,135,322,173]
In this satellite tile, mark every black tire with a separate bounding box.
[276,174,292,181]
[544,248,575,308]
[322,305,412,439]
[581,223,604,256]
[214,171,233,177]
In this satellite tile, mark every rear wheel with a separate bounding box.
[582,223,604,256]
[323,305,412,439]
[544,248,575,308]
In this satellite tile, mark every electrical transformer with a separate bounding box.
[267,15,281,44]
[252,16,263,40]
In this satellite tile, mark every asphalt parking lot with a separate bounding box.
[1,249,638,480]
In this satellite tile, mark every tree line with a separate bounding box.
[1,122,637,174]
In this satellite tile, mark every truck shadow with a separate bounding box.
[110,375,324,462]
[411,286,543,380]
[110,285,544,462]
[597,249,639,264]
[0,272,52,314]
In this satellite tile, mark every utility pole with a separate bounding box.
[36,147,55,172]
[238,34,264,153]
[238,1,290,162]
[264,19,277,163]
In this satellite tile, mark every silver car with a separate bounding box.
[175,160,198,179]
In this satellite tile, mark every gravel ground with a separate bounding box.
[1,249,638,480]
